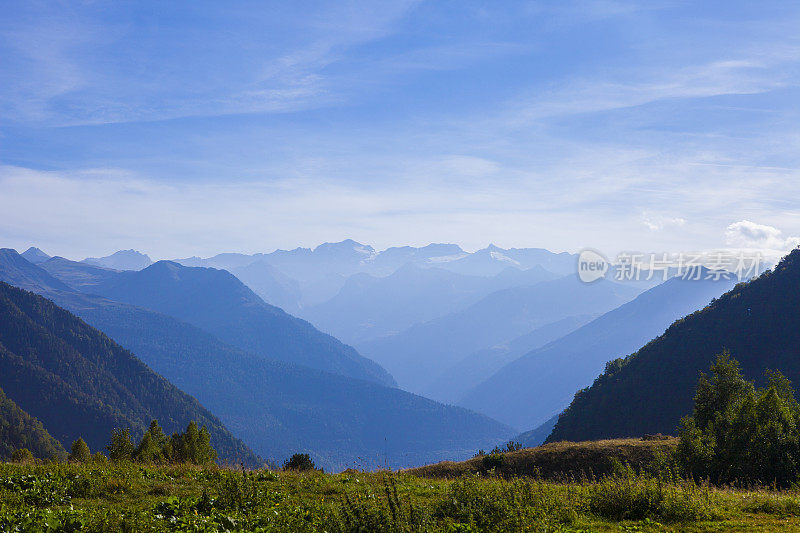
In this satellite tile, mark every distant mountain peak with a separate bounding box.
[21,247,50,264]
[315,239,374,253]
[145,260,184,274]
[420,243,465,254]
[312,240,377,262]
[82,249,152,271]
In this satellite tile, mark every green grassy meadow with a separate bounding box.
[3,458,800,532]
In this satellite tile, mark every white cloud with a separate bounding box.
[642,213,687,231]
[725,220,800,251]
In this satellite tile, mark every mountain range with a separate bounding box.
[45,259,395,386]
[82,249,152,271]
[422,314,594,404]
[174,240,578,311]
[0,249,514,469]
[302,263,560,345]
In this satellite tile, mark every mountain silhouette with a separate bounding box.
[46,259,395,386]
[422,314,594,403]
[302,264,559,345]
[20,247,50,264]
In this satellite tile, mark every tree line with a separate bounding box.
[66,420,217,465]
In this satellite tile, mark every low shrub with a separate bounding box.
[588,464,716,522]
[283,453,316,472]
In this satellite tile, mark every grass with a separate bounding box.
[2,456,800,531]
[408,438,680,481]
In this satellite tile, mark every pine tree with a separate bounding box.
[134,420,167,463]
[168,421,217,465]
[106,428,135,462]
[68,438,91,463]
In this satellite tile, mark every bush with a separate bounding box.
[10,449,34,464]
[283,453,315,472]
[482,453,505,471]
[215,471,283,511]
[588,464,715,522]
[333,474,428,532]
[434,475,577,531]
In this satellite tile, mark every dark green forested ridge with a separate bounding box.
[0,281,259,466]
[0,386,65,461]
[548,247,800,443]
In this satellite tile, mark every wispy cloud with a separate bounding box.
[0,1,425,126]
[503,56,794,128]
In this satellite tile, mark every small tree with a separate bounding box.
[68,438,91,463]
[91,452,109,465]
[11,448,34,464]
[168,422,217,465]
[147,420,167,448]
[283,453,315,471]
[135,420,168,464]
[106,428,135,462]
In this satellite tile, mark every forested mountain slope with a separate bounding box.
[0,281,258,465]
[0,386,65,460]
[548,249,800,443]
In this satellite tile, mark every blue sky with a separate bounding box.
[1,0,799,259]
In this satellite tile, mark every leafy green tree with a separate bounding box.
[692,351,754,429]
[106,428,135,462]
[68,438,91,463]
[677,353,800,486]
